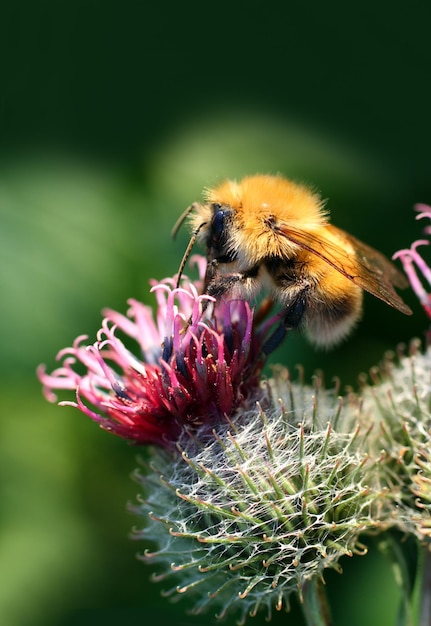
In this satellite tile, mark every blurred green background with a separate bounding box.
[1,2,430,625]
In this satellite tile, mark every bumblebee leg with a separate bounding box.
[261,323,287,355]
[261,290,308,355]
[198,263,249,317]
[254,297,274,324]
[206,273,246,299]
[203,260,260,300]
[203,259,219,294]
[282,290,307,330]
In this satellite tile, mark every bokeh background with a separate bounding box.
[1,2,430,625]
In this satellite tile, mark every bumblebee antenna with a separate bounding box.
[171,202,200,240]
[175,223,206,287]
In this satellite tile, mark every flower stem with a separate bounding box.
[419,547,431,626]
[302,579,333,626]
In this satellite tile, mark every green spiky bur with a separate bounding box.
[357,342,431,543]
[131,370,385,623]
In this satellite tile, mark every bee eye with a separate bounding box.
[211,209,226,243]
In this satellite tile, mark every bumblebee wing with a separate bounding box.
[277,223,412,315]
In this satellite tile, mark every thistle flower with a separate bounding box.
[132,369,384,623]
[354,204,431,542]
[393,203,431,325]
[38,257,273,447]
[353,341,431,540]
[38,253,389,623]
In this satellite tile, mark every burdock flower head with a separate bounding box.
[38,257,271,447]
[39,256,386,624]
[133,377,383,623]
[361,204,431,542]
